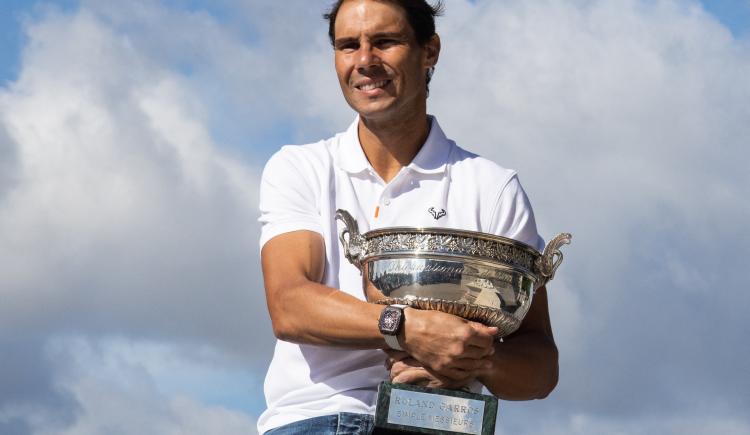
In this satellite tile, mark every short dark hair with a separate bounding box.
[323,0,444,47]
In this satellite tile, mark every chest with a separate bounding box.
[324,168,487,300]
[335,170,483,233]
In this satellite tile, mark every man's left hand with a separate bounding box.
[385,350,479,390]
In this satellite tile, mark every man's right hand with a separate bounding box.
[399,308,497,381]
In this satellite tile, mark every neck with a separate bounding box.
[358,109,430,183]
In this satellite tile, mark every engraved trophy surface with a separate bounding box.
[336,209,571,434]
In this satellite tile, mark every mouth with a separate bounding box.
[354,79,391,92]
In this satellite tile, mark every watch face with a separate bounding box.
[379,307,402,335]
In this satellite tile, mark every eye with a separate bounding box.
[374,38,398,49]
[335,41,359,52]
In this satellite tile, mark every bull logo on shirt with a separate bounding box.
[428,207,446,220]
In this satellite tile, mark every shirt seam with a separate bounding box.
[485,171,518,232]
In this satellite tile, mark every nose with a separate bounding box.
[355,43,380,70]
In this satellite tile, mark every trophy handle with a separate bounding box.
[535,233,572,286]
[335,209,365,270]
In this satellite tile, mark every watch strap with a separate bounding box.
[384,333,403,351]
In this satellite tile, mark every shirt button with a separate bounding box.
[384,199,391,206]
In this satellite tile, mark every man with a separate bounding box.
[257,1,558,433]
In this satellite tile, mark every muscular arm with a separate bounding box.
[477,286,558,400]
[262,230,384,347]
[262,230,497,378]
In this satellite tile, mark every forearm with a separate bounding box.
[263,231,388,349]
[268,279,387,348]
[477,331,558,400]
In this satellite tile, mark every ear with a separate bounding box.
[423,34,441,68]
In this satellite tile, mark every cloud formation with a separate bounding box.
[0,3,271,433]
[0,0,747,434]
[425,1,750,432]
[30,337,258,435]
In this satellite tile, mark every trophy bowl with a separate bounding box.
[336,209,571,337]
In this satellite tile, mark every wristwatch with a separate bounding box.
[379,304,408,351]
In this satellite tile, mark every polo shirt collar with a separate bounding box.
[336,115,452,175]
[408,116,451,174]
[337,117,371,174]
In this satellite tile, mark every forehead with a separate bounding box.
[334,0,412,39]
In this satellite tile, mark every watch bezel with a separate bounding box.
[378,305,404,335]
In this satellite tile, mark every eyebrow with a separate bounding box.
[334,32,408,47]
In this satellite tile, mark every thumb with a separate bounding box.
[469,321,498,336]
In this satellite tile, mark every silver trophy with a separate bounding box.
[335,209,571,434]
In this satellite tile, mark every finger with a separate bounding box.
[465,323,498,346]
[393,368,433,386]
[453,342,496,360]
[418,365,479,389]
[392,368,421,383]
[391,368,440,387]
[420,367,476,388]
[384,351,411,370]
[390,358,422,376]
[388,356,420,372]
[395,358,421,368]
[469,319,498,333]
[468,321,498,337]
[416,361,463,382]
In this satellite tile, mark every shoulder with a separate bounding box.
[448,144,518,194]
[259,134,342,211]
[263,139,332,174]
[445,143,540,247]
[258,137,339,246]
[261,134,344,188]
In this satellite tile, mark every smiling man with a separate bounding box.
[257,1,558,434]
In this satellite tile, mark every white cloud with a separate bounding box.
[77,0,350,147]
[24,337,259,435]
[1,0,748,433]
[498,411,750,435]
[0,2,265,347]
[420,0,750,429]
[0,3,270,432]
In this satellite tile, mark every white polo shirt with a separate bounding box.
[257,116,544,434]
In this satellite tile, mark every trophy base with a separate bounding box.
[372,381,497,435]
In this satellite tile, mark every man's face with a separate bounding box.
[333,0,439,122]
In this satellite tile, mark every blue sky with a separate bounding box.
[701,0,750,35]
[1,1,748,434]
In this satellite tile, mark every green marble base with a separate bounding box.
[372,381,497,435]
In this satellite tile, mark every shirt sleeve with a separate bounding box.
[258,146,324,250]
[487,174,545,252]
